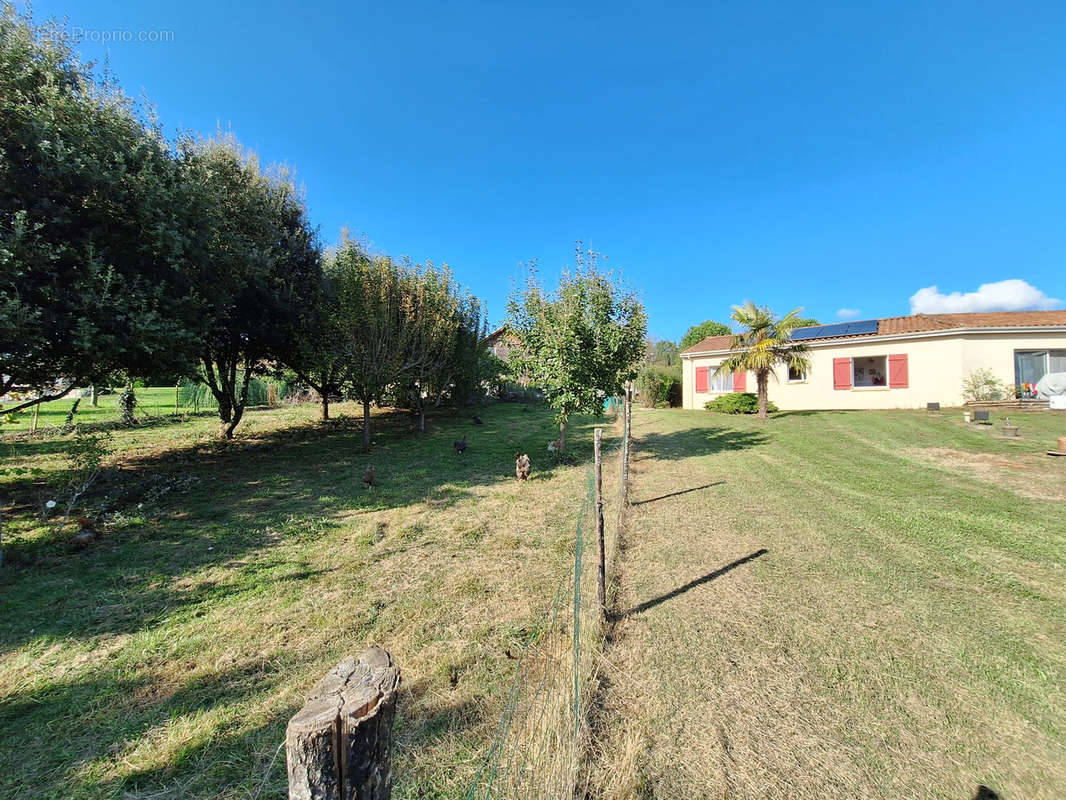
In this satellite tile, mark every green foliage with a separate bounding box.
[704,392,778,415]
[792,316,820,328]
[0,8,198,398]
[118,386,137,426]
[646,339,680,367]
[506,245,647,447]
[63,398,80,428]
[680,320,731,351]
[177,133,321,438]
[178,375,290,411]
[636,365,682,408]
[717,302,811,419]
[324,242,409,449]
[397,260,488,431]
[962,368,1008,402]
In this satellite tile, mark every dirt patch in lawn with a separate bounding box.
[908,447,1066,502]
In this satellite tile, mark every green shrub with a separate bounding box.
[961,368,1007,402]
[636,366,682,408]
[118,386,137,425]
[177,375,293,411]
[704,392,777,414]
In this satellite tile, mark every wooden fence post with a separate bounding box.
[594,427,606,618]
[621,384,631,508]
[286,646,401,800]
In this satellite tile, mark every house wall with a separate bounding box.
[959,332,1066,389]
[682,330,1066,410]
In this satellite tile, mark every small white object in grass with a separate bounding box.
[45,500,56,509]
[208,546,214,551]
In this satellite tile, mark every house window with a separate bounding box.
[708,369,733,392]
[787,364,806,382]
[1016,350,1066,389]
[852,356,887,388]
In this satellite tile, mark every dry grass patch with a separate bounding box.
[908,446,1066,501]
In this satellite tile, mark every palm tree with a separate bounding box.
[715,302,811,419]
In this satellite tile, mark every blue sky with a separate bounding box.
[25,0,1066,341]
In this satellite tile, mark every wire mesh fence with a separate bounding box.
[465,407,630,800]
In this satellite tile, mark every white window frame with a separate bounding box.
[852,355,888,389]
[707,368,733,393]
[786,364,806,383]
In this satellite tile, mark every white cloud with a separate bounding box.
[909,279,1061,314]
[836,308,861,320]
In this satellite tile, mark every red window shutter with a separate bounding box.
[695,366,708,393]
[833,358,852,390]
[733,371,747,392]
[889,354,909,388]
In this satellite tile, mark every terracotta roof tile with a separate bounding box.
[877,310,1066,335]
[680,334,734,354]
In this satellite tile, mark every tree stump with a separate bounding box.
[286,646,402,800]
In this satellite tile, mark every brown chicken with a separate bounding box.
[515,453,531,481]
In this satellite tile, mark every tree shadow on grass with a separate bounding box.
[0,658,299,799]
[616,549,768,619]
[0,639,494,800]
[0,405,607,652]
[631,481,725,506]
[634,426,769,461]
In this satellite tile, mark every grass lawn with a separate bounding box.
[1,387,183,433]
[3,401,1064,799]
[589,407,1066,799]
[0,399,606,799]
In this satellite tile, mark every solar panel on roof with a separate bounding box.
[844,319,879,335]
[790,319,879,341]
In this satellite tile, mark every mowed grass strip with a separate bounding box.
[589,408,1066,800]
[0,401,597,800]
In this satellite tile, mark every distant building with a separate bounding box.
[680,310,1066,410]
[483,325,519,362]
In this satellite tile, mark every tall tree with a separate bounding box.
[0,7,193,409]
[282,257,347,421]
[715,302,811,419]
[330,243,408,452]
[178,134,320,438]
[507,247,646,452]
[646,338,680,368]
[399,263,487,433]
[680,320,731,351]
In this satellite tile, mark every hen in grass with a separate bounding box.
[362,465,375,488]
[454,435,467,455]
[515,453,531,481]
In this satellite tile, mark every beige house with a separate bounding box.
[680,310,1066,410]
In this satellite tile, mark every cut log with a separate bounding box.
[286,647,401,800]
[286,697,343,800]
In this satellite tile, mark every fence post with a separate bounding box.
[286,646,401,800]
[621,384,632,508]
[594,427,606,618]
